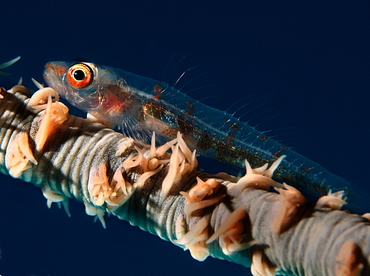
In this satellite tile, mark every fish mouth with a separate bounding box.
[43,62,69,97]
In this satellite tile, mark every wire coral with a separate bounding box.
[0,84,368,276]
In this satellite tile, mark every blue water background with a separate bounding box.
[1,1,370,275]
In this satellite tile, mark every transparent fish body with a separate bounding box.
[43,61,354,205]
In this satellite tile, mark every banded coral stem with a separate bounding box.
[0,85,369,276]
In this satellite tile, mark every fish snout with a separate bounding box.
[43,62,69,97]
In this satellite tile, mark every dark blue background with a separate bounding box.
[1,1,370,275]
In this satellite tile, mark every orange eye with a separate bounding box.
[67,63,93,89]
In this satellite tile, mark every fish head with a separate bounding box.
[44,61,141,124]
[44,61,100,111]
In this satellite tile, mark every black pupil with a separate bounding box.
[73,69,85,81]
